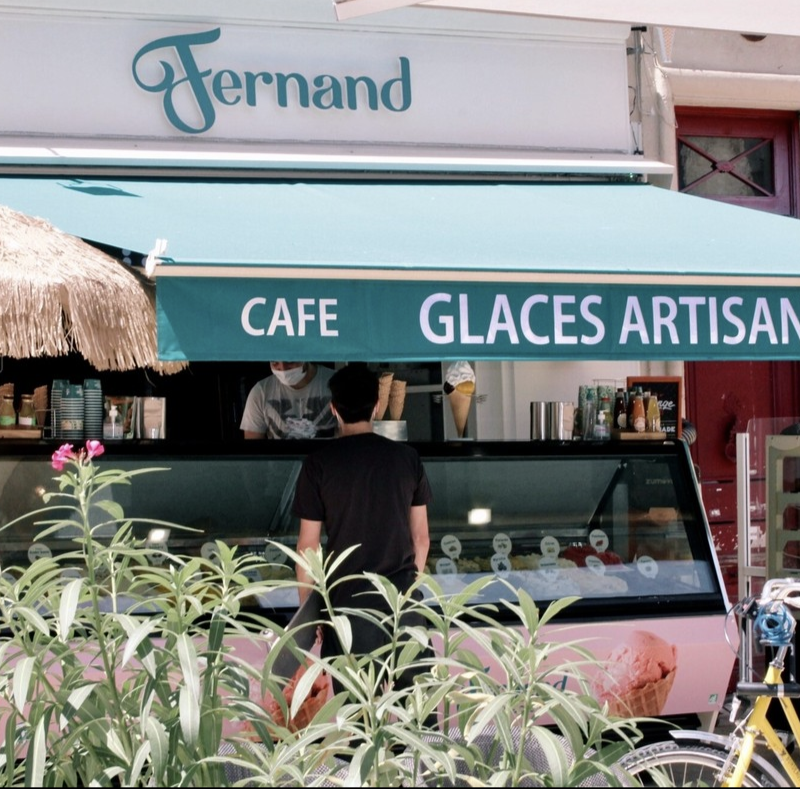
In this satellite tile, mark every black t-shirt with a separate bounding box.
[292,432,433,607]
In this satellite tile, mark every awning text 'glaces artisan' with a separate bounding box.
[239,292,800,348]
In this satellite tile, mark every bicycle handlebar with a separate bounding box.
[759,577,800,609]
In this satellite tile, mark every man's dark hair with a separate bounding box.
[329,364,379,424]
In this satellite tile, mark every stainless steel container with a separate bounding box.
[530,401,547,440]
[547,401,575,440]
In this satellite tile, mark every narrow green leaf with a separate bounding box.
[332,613,352,653]
[207,608,225,655]
[105,727,128,762]
[58,577,84,640]
[25,718,46,788]
[3,712,17,784]
[121,618,158,668]
[59,683,96,729]
[145,716,168,780]
[179,683,200,746]
[12,657,34,714]
[464,693,514,745]
[14,606,51,637]
[128,740,151,786]
[177,632,200,702]
[90,498,126,521]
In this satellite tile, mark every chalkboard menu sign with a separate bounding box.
[626,376,683,439]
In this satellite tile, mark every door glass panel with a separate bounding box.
[679,136,774,197]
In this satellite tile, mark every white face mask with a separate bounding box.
[271,365,306,387]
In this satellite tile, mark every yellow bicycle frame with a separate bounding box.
[726,663,800,787]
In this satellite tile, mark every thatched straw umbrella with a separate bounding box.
[0,204,185,374]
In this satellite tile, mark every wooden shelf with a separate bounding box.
[0,427,43,439]
[611,429,667,441]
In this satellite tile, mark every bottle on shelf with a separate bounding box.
[613,388,627,431]
[645,391,662,433]
[103,404,123,440]
[0,394,16,427]
[582,388,597,440]
[595,395,611,440]
[18,394,36,427]
[631,390,647,433]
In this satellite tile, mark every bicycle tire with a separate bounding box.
[619,741,777,787]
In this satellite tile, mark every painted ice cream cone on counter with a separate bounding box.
[443,361,476,438]
[592,629,677,717]
[376,372,393,420]
[388,379,407,420]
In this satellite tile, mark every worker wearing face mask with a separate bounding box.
[240,362,337,439]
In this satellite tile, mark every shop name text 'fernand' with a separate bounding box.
[240,292,800,348]
[132,28,412,134]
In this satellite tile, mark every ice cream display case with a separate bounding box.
[0,438,737,728]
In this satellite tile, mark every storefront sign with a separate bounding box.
[0,13,628,151]
[156,277,800,362]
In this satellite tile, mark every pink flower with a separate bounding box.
[51,444,76,471]
[85,440,105,460]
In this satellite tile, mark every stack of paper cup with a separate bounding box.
[51,379,69,440]
[83,379,104,439]
[60,384,84,441]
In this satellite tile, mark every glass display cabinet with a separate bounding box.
[0,438,736,728]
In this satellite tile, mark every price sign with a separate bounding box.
[242,568,261,584]
[589,529,609,553]
[436,557,458,575]
[585,555,606,576]
[540,535,560,558]
[201,542,218,561]
[28,543,52,563]
[539,556,560,581]
[493,533,512,556]
[491,553,511,574]
[263,544,287,564]
[148,542,168,566]
[441,535,462,559]
[637,555,659,579]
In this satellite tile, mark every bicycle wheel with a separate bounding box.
[619,741,777,787]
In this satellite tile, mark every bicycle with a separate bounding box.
[619,577,800,787]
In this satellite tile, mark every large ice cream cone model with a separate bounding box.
[449,387,472,437]
[388,379,407,420]
[376,372,393,420]
[443,361,476,438]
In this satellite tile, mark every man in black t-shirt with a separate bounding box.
[292,364,433,696]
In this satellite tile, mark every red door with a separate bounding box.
[676,107,800,609]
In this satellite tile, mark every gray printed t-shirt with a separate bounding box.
[239,366,337,439]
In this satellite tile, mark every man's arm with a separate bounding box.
[409,504,430,574]
[296,517,323,605]
[243,430,266,439]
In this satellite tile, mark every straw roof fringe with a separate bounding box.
[0,204,186,374]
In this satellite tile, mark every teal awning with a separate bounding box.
[2,175,800,362]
